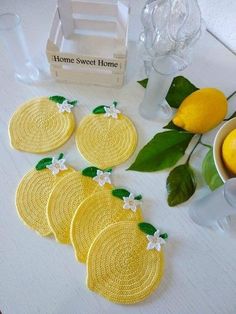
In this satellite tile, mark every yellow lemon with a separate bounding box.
[71,190,143,263]
[87,221,164,304]
[222,129,236,174]
[173,88,227,133]
[9,97,75,153]
[16,167,74,236]
[75,113,137,169]
[46,171,112,244]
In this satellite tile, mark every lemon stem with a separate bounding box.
[224,91,236,121]
[224,112,236,121]
[227,90,236,101]
[199,141,212,149]
[186,135,202,164]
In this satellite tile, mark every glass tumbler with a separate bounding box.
[189,178,236,231]
[139,55,181,120]
[0,13,39,83]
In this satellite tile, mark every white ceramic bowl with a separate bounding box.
[213,117,236,182]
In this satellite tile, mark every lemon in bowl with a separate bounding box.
[213,117,236,182]
[222,129,236,174]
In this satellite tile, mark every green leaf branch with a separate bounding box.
[185,135,202,165]
[166,136,203,206]
[134,76,236,206]
[127,131,194,172]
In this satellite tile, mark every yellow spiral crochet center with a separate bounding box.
[47,171,112,244]
[9,97,75,153]
[16,167,74,236]
[71,190,143,263]
[87,221,164,304]
[75,114,137,168]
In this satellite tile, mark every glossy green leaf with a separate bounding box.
[163,120,185,131]
[112,188,130,200]
[167,164,196,206]
[160,233,168,240]
[49,96,66,104]
[104,168,112,173]
[68,100,77,106]
[35,157,53,171]
[82,166,99,178]
[138,76,198,108]
[134,194,142,200]
[58,153,64,160]
[138,222,157,235]
[165,76,199,108]
[92,105,107,114]
[137,78,148,88]
[202,148,223,191]
[128,131,194,172]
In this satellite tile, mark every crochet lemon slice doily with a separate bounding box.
[16,155,74,236]
[87,221,167,304]
[75,103,137,169]
[47,169,112,244]
[71,189,143,263]
[9,96,76,153]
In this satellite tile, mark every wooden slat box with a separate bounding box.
[46,0,129,87]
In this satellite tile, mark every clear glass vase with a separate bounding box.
[139,0,204,120]
[0,13,40,84]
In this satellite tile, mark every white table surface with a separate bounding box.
[1,1,236,314]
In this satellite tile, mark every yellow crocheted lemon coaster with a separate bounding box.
[75,102,137,168]
[87,221,168,304]
[9,96,77,153]
[16,154,74,236]
[47,167,113,244]
[71,188,143,263]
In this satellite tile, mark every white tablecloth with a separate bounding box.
[1,1,236,314]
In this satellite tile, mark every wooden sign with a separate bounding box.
[46,0,129,87]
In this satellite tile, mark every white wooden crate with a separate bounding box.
[46,0,129,87]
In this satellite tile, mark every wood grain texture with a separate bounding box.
[0,1,236,314]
